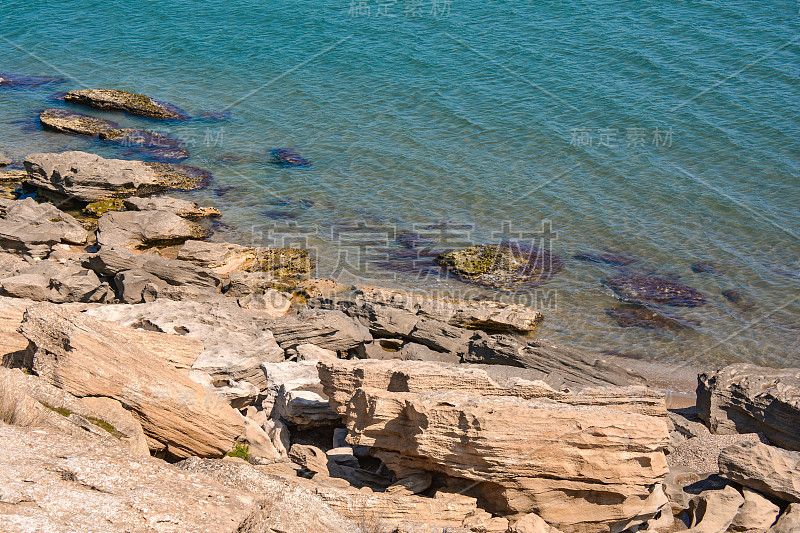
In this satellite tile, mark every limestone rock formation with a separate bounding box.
[697,364,800,450]
[267,309,372,352]
[96,209,212,249]
[24,151,210,202]
[63,88,189,120]
[768,504,800,533]
[0,197,87,258]
[18,303,244,458]
[177,239,312,278]
[123,195,221,218]
[718,441,800,503]
[314,286,544,334]
[465,333,646,389]
[86,298,285,389]
[686,485,744,533]
[730,486,781,532]
[319,359,670,533]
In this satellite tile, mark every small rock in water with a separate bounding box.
[39,108,120,136]
[269,148,310,167]
[213,186,235,197]
[722,289,755,311]
[64,88,189,120]
[691,261,717,274]
[261,210,298,220]
[436,242,564,290]
[605,305,698,331]
[197,109,232,121]
[602,271,706,306]
[0,152,11,167]
[396,230,435,249]
[573,251,636,266]
[0,72,64,89]
[119,146,190,163]
[268,197,315,209]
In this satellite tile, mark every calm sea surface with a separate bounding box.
[1,0,799,368]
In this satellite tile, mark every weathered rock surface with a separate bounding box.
[177,239,312,277]
[465,333,646,389]
[24,151,211,202]
[730,486,781,532]
[0,366,148,455]
[18,303,244,458]
[123,195,221,218]
[86,298,285,390]
[602,271,706,306]
[267,309,372,352]
[0,198,87,258]
[39,108,119,136]
[313,286,544,335]
[64,88,189,120]
[0,260,113,303]
[0,424,253,533]
[319,359,670,533]
[96,209,212,248]
[82,246,221,302]
[768,503,800,533]
[718,441,800,503]
[511,513,565,533]
[697,364,800,450]
[686,485,744,533]
[436,242,564,289]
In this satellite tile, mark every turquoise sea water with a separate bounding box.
[1,0,799,368]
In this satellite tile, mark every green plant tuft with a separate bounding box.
[226,442,250,460]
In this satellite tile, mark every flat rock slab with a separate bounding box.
[697,363,800,451]
[24,151,211,202]
[40,108,119,136]
[0,198,87,258]
[64,88,189,120]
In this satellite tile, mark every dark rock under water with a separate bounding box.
[605,305,699,331]
[691,261,718,274]
[0,72,64,89]
[573,251,636,266]
[602,271,707,306]
[269,148,309,167]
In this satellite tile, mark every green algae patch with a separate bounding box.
[83,198,126,217]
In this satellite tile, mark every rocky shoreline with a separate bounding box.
[0,86,798,533]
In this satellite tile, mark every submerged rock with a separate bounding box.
[691,261,718,274]
[24,151,211,202]
[39,108,119,136]
[436,242,563,289]
[605,305,697,331]
[573,251,636,266]
[270,148,310,167]
[261,209,298,220]
[722,289,756,311]
[0,72,64,88]
[64,88,189,120]
[602,271,706,306]
[100,127,183,147]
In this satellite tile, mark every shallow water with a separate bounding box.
[1,0,799,368]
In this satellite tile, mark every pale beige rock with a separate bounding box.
[697,364,800,451]
[718,441,800,503]
[768,503,800,533]
[295,342,337,361]
[730,486,781,532]
[177,239,311,278]
[512,513,565,533]
[319,359,667,419]
[18,303,244,458]
[319,359,670,533]
[687,485,744,533]
[80,396,150,456]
